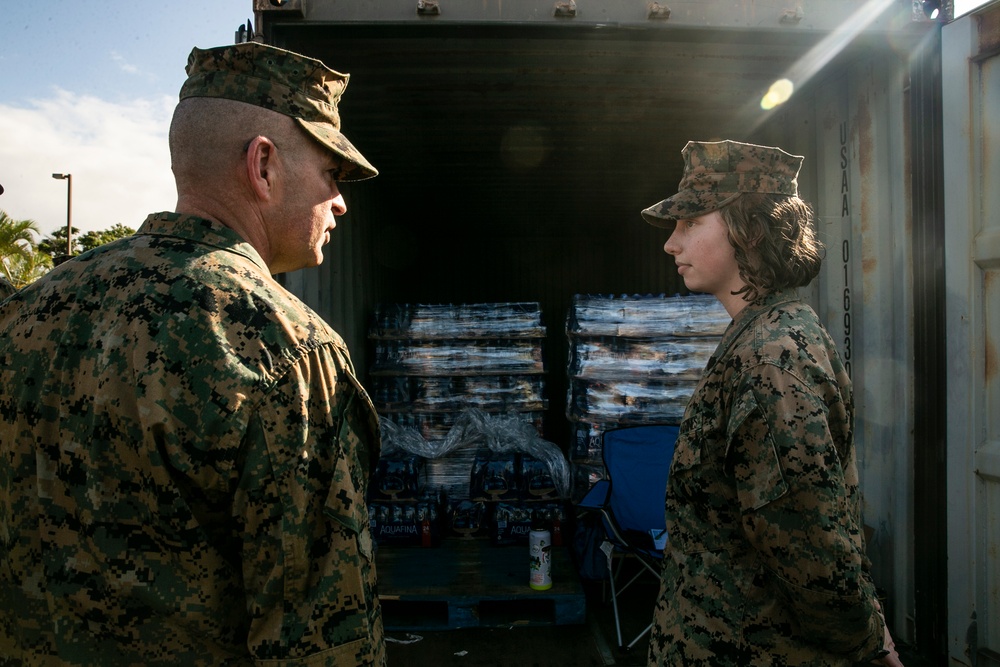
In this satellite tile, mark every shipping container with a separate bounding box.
[247,1,1000,663]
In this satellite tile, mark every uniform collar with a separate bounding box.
[706,290,799,371]
[137,212,270,273]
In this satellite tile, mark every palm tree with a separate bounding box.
[4,248,52,288]
[0,210,42,286]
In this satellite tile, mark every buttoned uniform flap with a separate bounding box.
[663,400,738,555]
[668,408,708,473]
[322,451,375,561]
[727,385,789,512]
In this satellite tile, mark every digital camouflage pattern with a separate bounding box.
[648,291,885,667]
[0,275,14,300]
[641,140,803,228]
[0,213,385,666]
[181,42,377,182]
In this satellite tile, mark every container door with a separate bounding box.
[943,4,1000,665]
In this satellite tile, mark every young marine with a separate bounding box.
[641,140,903,666]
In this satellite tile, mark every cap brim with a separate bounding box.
[641,190,740,228]
[297,119,378,182]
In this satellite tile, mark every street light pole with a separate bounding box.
[51,173,73,256]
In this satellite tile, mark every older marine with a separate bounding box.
[0,43,384,665]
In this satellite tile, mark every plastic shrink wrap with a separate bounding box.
[565,293,728,434]
[377,410,571,543]
[565,294,729,500]
[369,302,549,439]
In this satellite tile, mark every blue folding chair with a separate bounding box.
[578,424,678,651]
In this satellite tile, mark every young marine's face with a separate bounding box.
[269,136,347,273]
[663,210,745,311]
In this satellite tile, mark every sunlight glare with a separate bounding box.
[752,0,895,120]
[761,79,794,110]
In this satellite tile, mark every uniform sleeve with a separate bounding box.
[726,362,884,662]
[233,343,384,666]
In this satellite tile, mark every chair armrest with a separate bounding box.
[649,528,668,550]
[576,479,611,511]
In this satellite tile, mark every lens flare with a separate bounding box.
[761,79,794,110]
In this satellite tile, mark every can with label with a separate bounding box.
[529,526,552,590]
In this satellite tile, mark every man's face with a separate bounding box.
[267,134,347,274]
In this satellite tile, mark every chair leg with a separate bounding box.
[600,541,624,649]
[612,553,662,652]
[626,621,654,651]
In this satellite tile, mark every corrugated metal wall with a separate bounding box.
[944,5,1000,663]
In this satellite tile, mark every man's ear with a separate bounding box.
[245,135,277,201]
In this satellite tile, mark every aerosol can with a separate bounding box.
[529,521,552,590]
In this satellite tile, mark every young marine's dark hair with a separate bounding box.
[720,193,823,304]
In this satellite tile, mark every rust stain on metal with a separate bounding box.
[416,0,440,16]
[554,0,576,18]
[855,93,873,240]
[853,86,877,293]
[986,271,998,382]
[901,79,913,237]
[979,5,1000,54]
[648,2,671,20]
[986,335,997,383]
[821,110,838,131]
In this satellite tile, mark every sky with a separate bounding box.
[0,1,252,238]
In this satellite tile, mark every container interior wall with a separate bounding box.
[294,168,687,450]
[272,18,921,642]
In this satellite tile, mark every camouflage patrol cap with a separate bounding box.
[180,42,377,182]
[641,140,803,228]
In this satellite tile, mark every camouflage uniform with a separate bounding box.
[0,213,384,665]
[0,275,14,300]
[647,291,884,666]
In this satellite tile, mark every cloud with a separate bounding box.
[0,89,177,237]
[111,51,141,76]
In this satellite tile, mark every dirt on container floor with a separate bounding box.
[385,576,652,667]
[385,573,936,667]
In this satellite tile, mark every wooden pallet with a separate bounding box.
[375,538,587,630]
